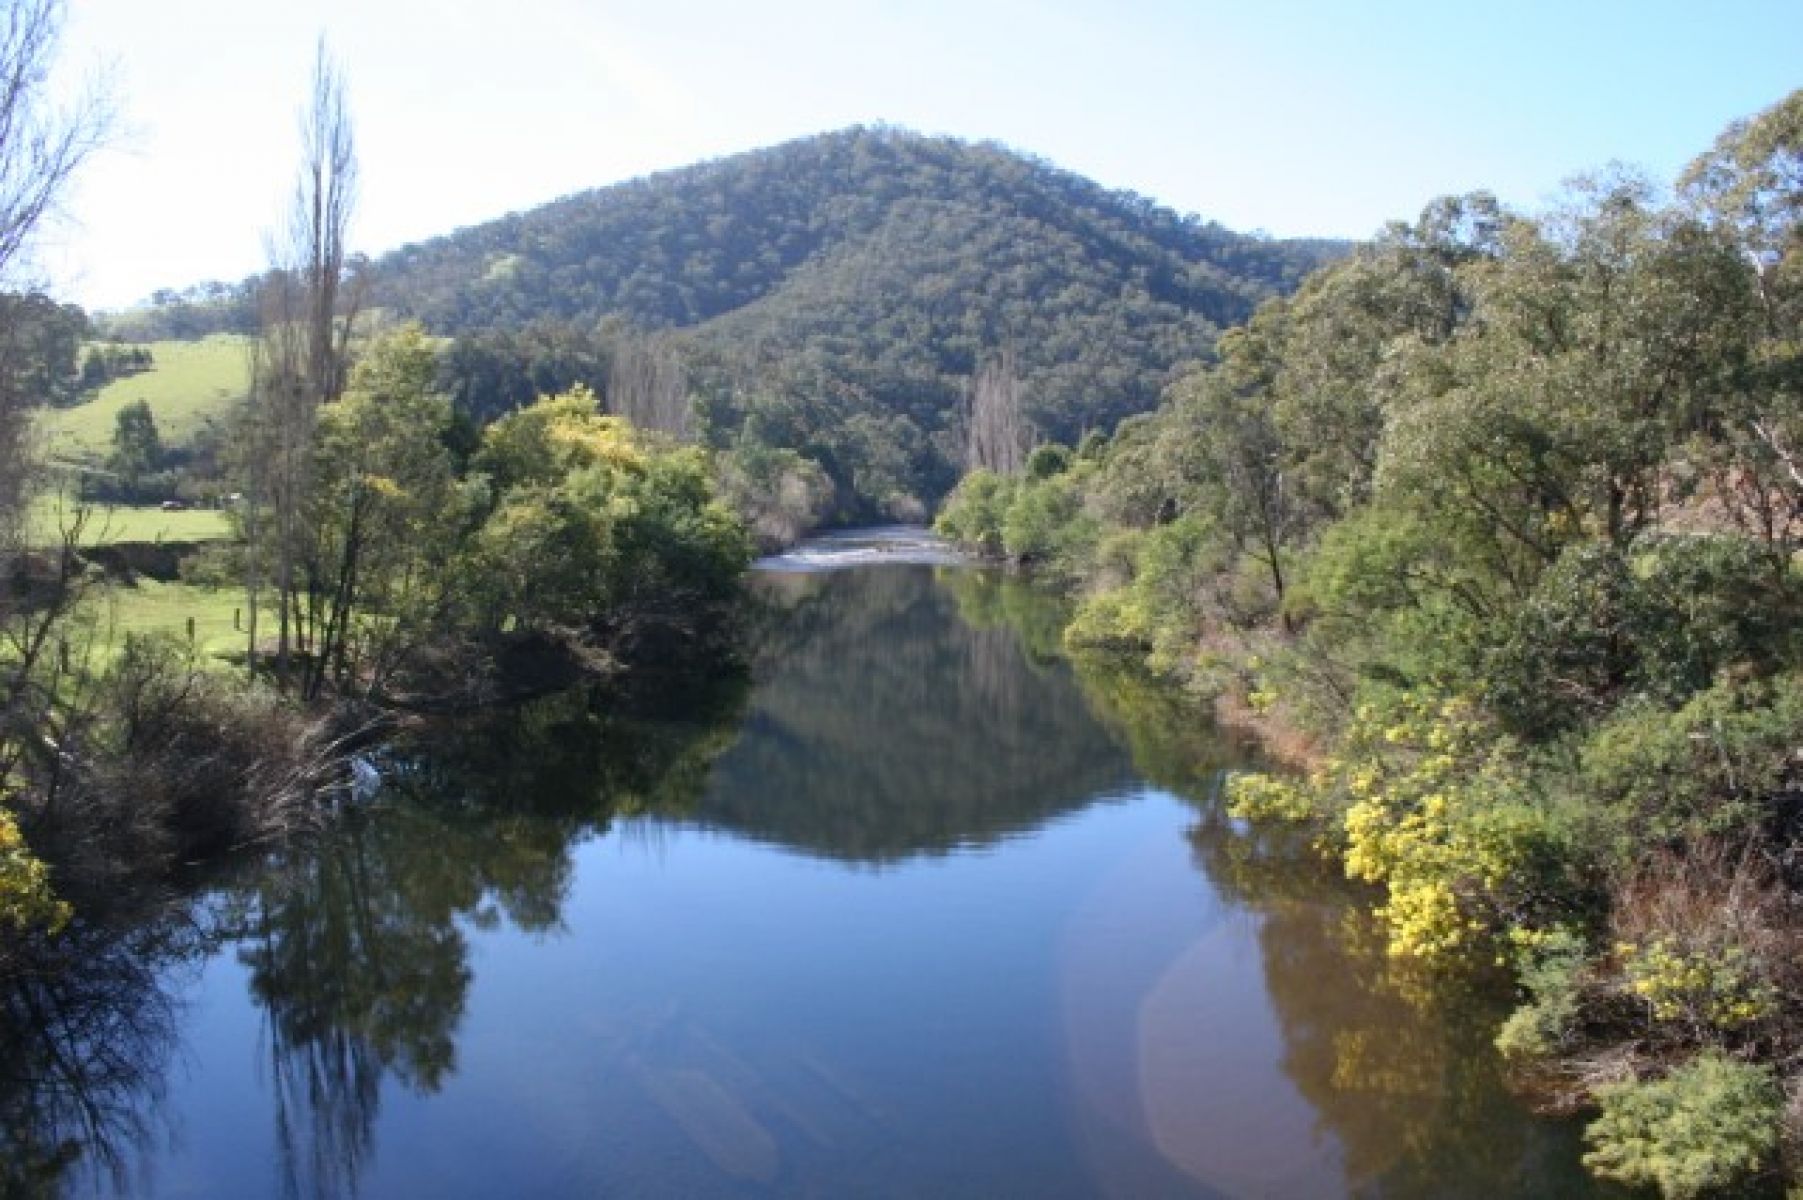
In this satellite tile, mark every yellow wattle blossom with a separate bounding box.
[0,809,70,936]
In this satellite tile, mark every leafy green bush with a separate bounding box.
[1065,514,1224,673]
[715,440,836,550]
[1496,926,1590,1062]
[466,390,750,649]
[1488,538,1796,738]
[1000,475,1093,572]
[1572,674,1803,862]
[1584,1054,1782,1199]
[933,469,1014,558]
[1025,442,1073,480]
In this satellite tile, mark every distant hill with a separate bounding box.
[37,334,250,464]
[373,128,1345,500]
[106,128,1346,510]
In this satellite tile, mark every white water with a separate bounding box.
[754,525,967,572]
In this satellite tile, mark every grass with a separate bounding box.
[87,579,246,665]
[37,334,252,462]
[25,495,234,546]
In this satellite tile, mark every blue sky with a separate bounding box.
[43,0,1803,310]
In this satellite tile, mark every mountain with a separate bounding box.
[371,127,1344,505]
[107,127,1345,512]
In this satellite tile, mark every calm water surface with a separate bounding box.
[9,535,1609,1197]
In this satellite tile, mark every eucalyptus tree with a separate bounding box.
[1679,89,1803,555]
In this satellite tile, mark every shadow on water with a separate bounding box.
[0,555,1613,1198]
[0,673,752,1200]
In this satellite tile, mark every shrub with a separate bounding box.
[1488,537,1797,739]
[1496,926,1590,1062]
[0,807,68,937]
[714,441,836,551]
[933,469,1014,557]
[1583,1054,1782,1199]
[1025,442,1073,480]
[1620,938,1776,1035]
[1000,475,1095,575]
[1573,675,1803,864]
[1248,689,1567,962]
[1605,844,1799,1050]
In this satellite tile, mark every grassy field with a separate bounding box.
[87,580,245,665]
[26,496,234,546]
[38,334,252,462]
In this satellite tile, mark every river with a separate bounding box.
[2,532,1610,1197]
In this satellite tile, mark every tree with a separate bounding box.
[965,347,1027,475]
[605,327,691,440]
[0,0,109,939]
[1678,89,1803,555]
[107,398,161,497]
[245,39,361,684]
[304,326,462,699]
[0,0,107,542]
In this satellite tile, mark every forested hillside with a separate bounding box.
[371,127,1342,510]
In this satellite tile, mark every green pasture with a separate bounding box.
[39,334,252,461]
[90,580,245,665]
[26,496,234,546]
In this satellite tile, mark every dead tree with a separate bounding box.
[965,347,1027,475]
[605,330,691,441]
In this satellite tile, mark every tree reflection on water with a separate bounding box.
[0,563,1609,1199]
[0,912,218,1197]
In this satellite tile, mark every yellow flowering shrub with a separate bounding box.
[1224,771,1315,823]
[0,808,69,936]
[1229,690,1556,963]
[1619,938,1777,1033]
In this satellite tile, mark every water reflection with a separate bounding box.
[1,558,1608,1198]
[0,914,217,1197]
[697,567,1135,861]
[1066,655,1607,1197]
[217,679,753,1200]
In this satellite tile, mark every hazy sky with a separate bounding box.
[39,0,1803,310]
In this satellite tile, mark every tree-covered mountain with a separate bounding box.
[368,127,1343,510]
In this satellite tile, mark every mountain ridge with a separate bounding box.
[110,126,1347,509]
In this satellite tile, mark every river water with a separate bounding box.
[5,533,1609,1197]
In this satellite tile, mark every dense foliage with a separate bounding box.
[937,90,1803,1196]
[0,291,88,407]
[235,327,752,704]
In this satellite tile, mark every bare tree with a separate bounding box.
[245,40,361,686]
[965,346,1027,475]
[605,329,691,440]
[0,0,108,545]
[0,0,108,806]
